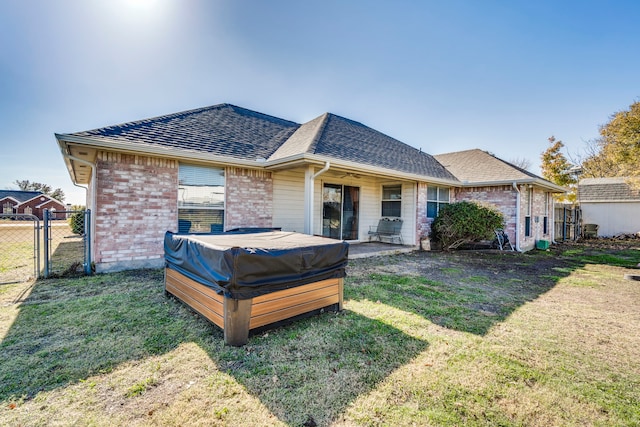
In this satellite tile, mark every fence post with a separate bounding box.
[43,209,50,278]
[84,209,92,275]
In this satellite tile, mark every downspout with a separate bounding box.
[512,182,522,252]
[60,149,97,271]
[304,161,330,235]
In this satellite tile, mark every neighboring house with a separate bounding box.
[434,149,563,251]
[0,190,66,220]
[55,103,565,272]
[578,177,640,237]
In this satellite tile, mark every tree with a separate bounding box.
[581,100,640,183]
[540,136,577,187]
[14,180,65,202]
[508,157,532,171]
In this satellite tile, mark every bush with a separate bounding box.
[69,210,85,235]
[431,201,504,251]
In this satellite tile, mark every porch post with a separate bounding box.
[304,162,330,236]
[304,165,314,235]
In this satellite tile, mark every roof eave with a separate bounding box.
[56,134,273,184]
[460,178,567,193]
[266,153,461,186]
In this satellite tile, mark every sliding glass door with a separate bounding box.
[322,184,359,240]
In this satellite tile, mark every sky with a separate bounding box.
[1,0,639,206]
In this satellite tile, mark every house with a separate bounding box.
[55,104,565,272]
[0,190,67,220]
[433,149,564,251]
[578,177,640,237]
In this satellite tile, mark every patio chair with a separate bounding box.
[493,229,514,251]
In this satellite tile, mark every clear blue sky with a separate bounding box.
[1,0,639,205]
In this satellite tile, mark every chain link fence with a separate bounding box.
[0,214,40,284]
[43,210,90,278]
[0,209,91,284]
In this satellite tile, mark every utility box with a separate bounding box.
[536,240,550,250]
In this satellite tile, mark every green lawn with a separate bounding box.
[0,242,638,426]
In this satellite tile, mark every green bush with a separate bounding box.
[69,210,85,235]
[432,201,504,251]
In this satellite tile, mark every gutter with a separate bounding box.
[304,161,330,235]
[512,182,522,252]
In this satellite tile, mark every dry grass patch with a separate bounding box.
[0,241,639,426]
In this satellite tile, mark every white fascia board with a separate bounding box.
[266,153,461,186]
[56,134,267,169]
[460,178,567,193]
[580,199,640,203]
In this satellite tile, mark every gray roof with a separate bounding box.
[64,104,300,161]
[578,177,640,201]
[59,104,457,181]
[272,113,456,179]
[434,149,542,183]
[0,190,45,203]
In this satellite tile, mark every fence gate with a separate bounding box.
[43,209,92,278]
[0,214,40,284]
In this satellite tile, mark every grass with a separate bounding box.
[0,222,85,283]
[0,241,639,426]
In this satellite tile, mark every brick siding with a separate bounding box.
[94,152,178,271]
[225,167,273,230]
[453,185,518,244]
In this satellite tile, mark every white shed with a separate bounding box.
[578,177,640,237]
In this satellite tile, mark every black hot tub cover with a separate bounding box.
[164,231,349,299]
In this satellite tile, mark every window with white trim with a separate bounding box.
[178,164,225,233]
[427,186,450,218]
[381,185,402,217]
[2,202,13,214]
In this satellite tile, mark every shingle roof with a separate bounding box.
[578,177,640,201]
[0,190,44,203]
[61,104,457,181]
[434,149,542,183]
[272,113,456,180]
[66,104,300,161]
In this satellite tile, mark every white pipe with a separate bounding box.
[304,161,330,235]
[512,182,522,252]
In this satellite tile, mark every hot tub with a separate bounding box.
[164,231,348,346]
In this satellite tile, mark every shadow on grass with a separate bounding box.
[0,269,427,426]
[47,237,85,277]
[345,245,640,336]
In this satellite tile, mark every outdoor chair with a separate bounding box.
[368,218,403,244]
[493,229,514,251]
[583,223,599,239]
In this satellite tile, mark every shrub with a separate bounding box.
[431,201,504,250]
[69,210,85,235]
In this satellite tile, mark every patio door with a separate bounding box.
[322,184,359,240]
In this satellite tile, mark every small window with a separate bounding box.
[427,186,450,218]
[381,185,402,217]
[178,164,225,233]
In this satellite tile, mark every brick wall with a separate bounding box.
[519,186,552,251]
[225,167,273,229]
[416,182,432,243]
[453,185,518,244]
[94,152,178,272]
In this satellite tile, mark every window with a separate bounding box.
[543,192,549,235]
[426,186,450,218]
[2,202,13,214]
[381,185,402,217]
[178,164,225,233]
[24,206,33,215]
[524,186,533,237]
